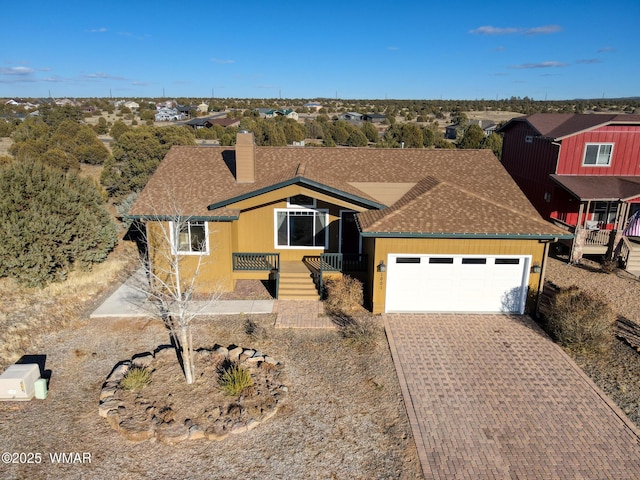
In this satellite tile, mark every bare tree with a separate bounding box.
[128,201,220,385]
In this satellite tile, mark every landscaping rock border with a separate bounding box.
[99,345,287,444]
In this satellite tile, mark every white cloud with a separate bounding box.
[575,58,602,64]
[211,58,235,64]
[0,66,35,76]
[84,72,126,80]
[470,25,561,35]
[510,61,568,69]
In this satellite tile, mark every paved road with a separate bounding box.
[384,313,640,479]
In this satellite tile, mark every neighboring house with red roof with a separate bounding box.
[129,132,569,314]
[499,113,640,266]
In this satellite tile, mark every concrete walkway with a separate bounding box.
[384,313,640,479]
[90,270,274,318]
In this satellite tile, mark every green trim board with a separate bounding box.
[125,214,239,221]
[206,177,387,211]
[359,231,574,240]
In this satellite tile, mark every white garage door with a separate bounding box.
[385,254,530,314]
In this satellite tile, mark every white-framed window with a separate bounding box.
[171,220,208,254]
[287,194,316,208]
[275,208,328,248]
[592,202,618,226]
[525,135,533,143]
[583,143,613,166]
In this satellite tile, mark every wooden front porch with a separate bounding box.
[552,219,640,276]
[231,252,369,299]
[552,218,615,256]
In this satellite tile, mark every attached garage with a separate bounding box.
[385,254,531,314]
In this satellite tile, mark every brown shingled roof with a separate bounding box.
[130,144,566,237]
[551,175,640,201]
[500,113,640,140]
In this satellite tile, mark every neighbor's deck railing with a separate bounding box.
[552,218,613,246]
[619,236,632,268]
[550,218,573,232]
[583,228,612,246]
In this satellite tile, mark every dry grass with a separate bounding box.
[323,275,364,315]
[0,242,138,369]
[0,312,421,479]
[545,285,616,354]
[0,137,12,156]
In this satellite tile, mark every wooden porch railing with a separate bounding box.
[306,253,368,295]
[232,252,280,298]
[232,252,279,271]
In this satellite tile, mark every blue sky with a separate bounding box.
[1,0,638,100]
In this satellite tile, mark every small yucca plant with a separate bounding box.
[120,367,152,391]
[219,364,254,396]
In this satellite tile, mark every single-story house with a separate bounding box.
[362,113,387,124]
[129,132,570,315]
[303,102,323,112]
[184,117,241,129]
[446,120,497,139]
[338,112,363,122]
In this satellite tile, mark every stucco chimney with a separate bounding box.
[235,131,256,183]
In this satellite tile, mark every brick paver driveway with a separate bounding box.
[384,314,640,479]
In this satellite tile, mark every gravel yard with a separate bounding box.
[545,255,640,426]
[0,313,421,479]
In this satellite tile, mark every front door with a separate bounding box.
[340,210,360,254]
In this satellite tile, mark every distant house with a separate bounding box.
[445,125,463,140]
[155,108,185,122]
[3,99,38,110]
[184,117,240,129]
[338,112,362,122]
[197,102,209,114]
[303,102,323,112]
[265,109,299,120]
[362,113,386,124]
[207,117,240,128]
[176,105,195,118]
[468,119,497,136]
[124,101,140,110]
[54,98,76,106]
[446,120,497,139]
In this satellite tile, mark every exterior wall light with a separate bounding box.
[377,260,386,273]
[531,264,542,274]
